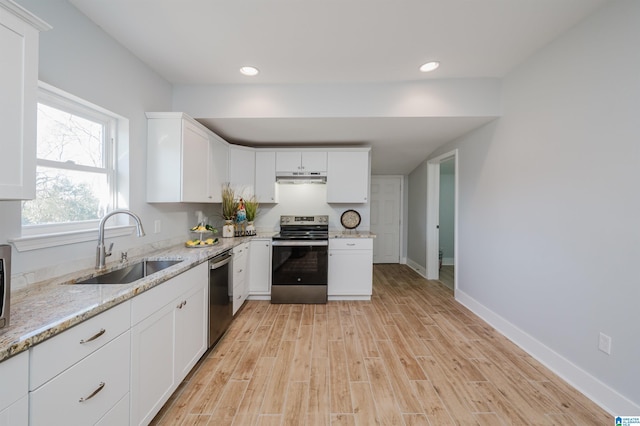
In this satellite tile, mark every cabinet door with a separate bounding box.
[0,396,27,426]
[327,151,370,203]
[0,6,44,200]
[175,282,207,381]
[249,239,271,295]
[182,120,211,202]
[229,146,255,198]
[210,133,229,202]
[0,351,28,426]
[301,151,327,172]
[130,302,175,426]
[275,151,302,172]
[255,151,277,203]
[328,246,373,297]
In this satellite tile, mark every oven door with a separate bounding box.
[272,240,328,285]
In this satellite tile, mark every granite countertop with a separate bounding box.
[0,236,251,362]
[329,231,376,238]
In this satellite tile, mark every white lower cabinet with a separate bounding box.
[249,239,271,298]
[232,242,249,314]
[328,238,373,300]
[0,352,28,426]
[130,262,208,426]
[29,331,131,426]
[28,301,132,426]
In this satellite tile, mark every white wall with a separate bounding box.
[254,184,369,232]
[4,0,218,279]
[406,162,427,273]
[416,0,639,413]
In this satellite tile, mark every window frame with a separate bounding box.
[11,82,134,252]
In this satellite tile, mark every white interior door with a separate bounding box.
[370,176,401,263]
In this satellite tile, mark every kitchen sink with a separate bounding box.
[72,259,183,284]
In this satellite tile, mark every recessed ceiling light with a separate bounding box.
[240,66,259,76]
[419,61,440,73]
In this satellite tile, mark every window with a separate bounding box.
[21,84,117,235]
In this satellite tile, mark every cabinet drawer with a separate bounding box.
[30,301,130,390]
[29,331,130,426]
[329,238,373,250]
[131,263,205,325]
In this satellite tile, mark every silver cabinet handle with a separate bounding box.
[80,328,106,344]
[347,243,356,246]
[79,382,105,402]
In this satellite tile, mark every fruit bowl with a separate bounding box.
[185,237,219,248]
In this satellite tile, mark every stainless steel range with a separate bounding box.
[271,215,329,304]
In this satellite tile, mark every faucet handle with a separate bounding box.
[106,242,114,258]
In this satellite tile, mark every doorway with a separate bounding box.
[426,149,458,290]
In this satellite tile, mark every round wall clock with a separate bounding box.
[340,209,361,229]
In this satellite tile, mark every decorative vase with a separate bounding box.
[222,220,234,238]
[246,221,255,236]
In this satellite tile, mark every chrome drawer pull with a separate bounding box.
[79,382,105,402]
[80,328,106,344]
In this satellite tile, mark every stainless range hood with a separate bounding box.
[276,172,327,184]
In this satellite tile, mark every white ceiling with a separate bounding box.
[69,0,609,174]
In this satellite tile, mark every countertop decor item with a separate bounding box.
[340,209,361,230]
[221,184,237,238]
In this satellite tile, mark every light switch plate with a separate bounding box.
[598,332,612,355]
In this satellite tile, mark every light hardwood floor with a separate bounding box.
[151,264,610,425]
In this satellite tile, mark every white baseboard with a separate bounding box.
[406,258,426,278]
[455,289,640,416]
[442,257,454,266]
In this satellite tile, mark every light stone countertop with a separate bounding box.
[0,236,253,362]
[329,231,376,238]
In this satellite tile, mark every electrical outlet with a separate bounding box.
[598,332,612,355]
[154,219,161,234]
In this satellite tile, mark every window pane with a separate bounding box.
[22,166,109,225]
[37,103,105,168]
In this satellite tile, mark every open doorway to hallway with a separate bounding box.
[426,149,458,291]
[438,158,455,289]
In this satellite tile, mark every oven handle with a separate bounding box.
[272,240,328,247]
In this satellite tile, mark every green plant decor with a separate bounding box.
[221,184,237,220]
[244,196,259,222]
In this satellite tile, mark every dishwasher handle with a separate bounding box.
[210,250,233,270]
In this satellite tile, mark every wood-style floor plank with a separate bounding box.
[151,264,611,426]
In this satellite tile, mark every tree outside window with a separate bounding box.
[22,90,116,228]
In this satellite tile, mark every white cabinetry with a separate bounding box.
[209,132,229,202]
[255,151,277,203]
[276,151,327,173]
[147,112,216,203]
[0,2,49,200]
[29,301,131,426]
[326,150,370,203]
[249,239,271,298]
[130,263,208,426]
[232,242,250,314]
[328,238,373,300]
[0,352,28,426]
[229,146,256,198]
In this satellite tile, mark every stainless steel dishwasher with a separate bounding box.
[208,249,233,348]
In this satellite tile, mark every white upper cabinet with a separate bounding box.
[255,150,277,203]
[209,132,229,202]
[146,113,216,203]
[0,2,50,200]
[276,151,327,173]
[326,150,370,203]
[229,145,255,199]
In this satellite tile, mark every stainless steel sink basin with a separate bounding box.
[73,259,182,284]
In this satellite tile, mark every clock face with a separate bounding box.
[341,209,361,229]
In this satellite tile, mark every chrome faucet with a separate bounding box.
[96,209,145,270]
